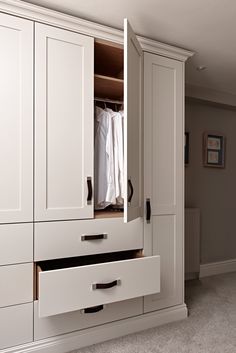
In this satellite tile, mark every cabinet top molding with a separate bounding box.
[0,0,194,61]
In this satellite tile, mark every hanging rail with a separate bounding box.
[94,97,123,105]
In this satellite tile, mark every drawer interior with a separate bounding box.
[35,250,142,300]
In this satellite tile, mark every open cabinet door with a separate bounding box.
[124,19,143,223]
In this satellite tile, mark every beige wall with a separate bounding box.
[185,99,236,264]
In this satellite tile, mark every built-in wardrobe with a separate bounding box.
[0,1,193,352]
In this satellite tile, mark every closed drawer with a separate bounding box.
[37,252,160,317]
[34,218,143,261]
[0,263,33,307]
[34,297,142,340]
[0,303,33,349]
[0,223,33,265]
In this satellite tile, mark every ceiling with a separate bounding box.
[23,0,236,96]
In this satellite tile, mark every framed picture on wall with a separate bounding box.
[185,132,189,165]
[203,132,225,168]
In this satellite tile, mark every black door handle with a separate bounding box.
[81,234,107,241]
[128,179,134,203]
[87,177,92,204]
[83,305,104,314]
[92,279,121,290]
[146,198,151,223]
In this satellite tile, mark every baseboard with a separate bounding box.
[2,304,187,353]
[200,258,236,278]
[185,272,199,281]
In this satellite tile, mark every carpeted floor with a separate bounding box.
[71,272,236,353]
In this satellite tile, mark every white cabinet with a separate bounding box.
[143,53,184,312]
[0,223,33,265]
[37,255,160,317]
[0,13,33,223]
[0,263,33,308]
[0,303,33,350]
[35,23,94,221]
[0,3,191,351]
[34,218,143,261]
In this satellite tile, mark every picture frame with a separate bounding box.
[185,132,189,165]
[203,132,225,168]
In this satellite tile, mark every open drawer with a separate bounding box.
[36,251,160,317]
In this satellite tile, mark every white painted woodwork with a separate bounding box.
[35,23,94,221]
[0,13,33,224]
[34,218,143,261]
[38,255,160,317]
[144,216,183,311]
[1,305,187,353]
[34,298,142,340]
[0,263,33,307]
[0,302,33,350]
[143,53,184,312]
[0,1,193,62]
[0,223,33,265]
[0,6,190,351]
[124,19,143,223]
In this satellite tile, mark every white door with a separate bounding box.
[143,53,184,312]
[0,13,33,224]
[124,19,143,223]
[35,23,94,221]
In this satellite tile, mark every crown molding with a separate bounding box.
[0,0,194,61]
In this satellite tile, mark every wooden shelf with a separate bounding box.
[95,40,123,79]
[95,210,124,219]
[94,74,123,101]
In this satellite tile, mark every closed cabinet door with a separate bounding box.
[0,13,33,223]
[124,19,143,223]
[143,53,184,312]
[35,23,94,221]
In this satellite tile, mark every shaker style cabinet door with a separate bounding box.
[35,23,94,221]
[0,13,33,223]
[143,53,184,312]
[124,19,143,223]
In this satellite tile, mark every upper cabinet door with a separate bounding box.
[35,24,94,221]
[124,19,143,223]
[0,13,33,224]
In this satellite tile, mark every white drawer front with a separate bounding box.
[0,263,33,307]
[38,255,160,317]
[0,303,33,350]
[35,218,143,261]
[34,297,142,340]
[0,223,33,265]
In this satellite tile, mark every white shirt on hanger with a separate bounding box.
[106,108,124,205]
[94,106,116,209]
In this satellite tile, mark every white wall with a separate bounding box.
[185,99,236,264]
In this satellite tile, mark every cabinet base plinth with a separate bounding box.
[2,303,187,353]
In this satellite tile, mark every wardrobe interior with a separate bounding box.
[94,40,124,219]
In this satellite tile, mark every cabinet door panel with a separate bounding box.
[0,13,33,223]
[35,23,94,221]
[144,54,183,216]
[143,53,184,312]
[124,19,143,223]
[144,215,183,312]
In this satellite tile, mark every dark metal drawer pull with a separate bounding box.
[87,177,92,205]
[128,179,134,203]
[146,198,151,223]
[81,234,107,241]
[92,279,121,290]
[83,305,104,314]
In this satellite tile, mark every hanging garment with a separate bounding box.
[94,106,116,209]
[105,108,124,205]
